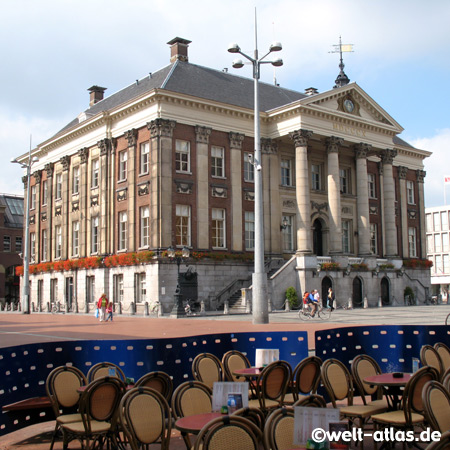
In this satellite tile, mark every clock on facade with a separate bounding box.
[343,99,354,113]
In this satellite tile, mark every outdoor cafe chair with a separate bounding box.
[119,386,172,450]
[135,370,173,403]
[193,415,266,450]
[422,380,450,434]
[442,367,450,392]
[284,355,322,404]
[434,342,450,372]
[371,366,439,450]
[45,365,87,450]
[222,350,251,382]
[60,376,126,450]
[424,430,450,450]
[263,406,297,450]
[87,361,126,383]
[293,394,327,408]
[192,352,225,389]
[232,406,266,431]
[421,345,444,378]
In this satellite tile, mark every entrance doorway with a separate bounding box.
[313,219,323,256]
[381,277,390,305]
[65,277,74,310]
[321,276,332,307]
[352,277,363,308]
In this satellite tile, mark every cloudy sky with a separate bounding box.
[2,0,449,207]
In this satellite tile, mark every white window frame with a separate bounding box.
[211,146,225,178]
[443,254,449,274]
[433,212,440,231]
[91,159,99,188]
[55,225,62,259]
[281,159,292,187]
[368,173,376,199]
[118,211,127,251]
[340,168,350,194]
[427,234,434,254]
[370,223,378,255]
[244,211,255,250]
[140,206,150,248]
[137,273,147,303]
[342,220,351,254]
[72,166,80,195]
[408,227,417,258]
[434,234,442,253]
[282,215,294,252]
[114,274,124,304]
[42,179,48,206]
[407,180,415,205]
[441,211,449,231]
[212,208,226,249]
[30,185,36,210]
[50,278,58,304]
[443,233,449,252]
[175,140,190,173]
[118,151,128,182]
[140,142,149,175]
[41,230,47,261]
[91,216,99,254]
[244,152,254,183]
[72,221,79,257]
[175,205,191,247]
[55,173,62,200]
[86,276,95,304]
[311,164,321,191]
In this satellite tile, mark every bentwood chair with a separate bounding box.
[87,361,126,383]
[232,406,266,431]
[119,386,172,450]
[263,407,297,450]
[46,365,87,450]
[371,366,439,450]
[192,353,226,389]
[420,345,444,378]
[425,430,450,450]
[434,342,450,372]
[422,380,450,433]
[61,376,126,450]
[284,356,322,404]
[193,415,266,450]
[442,368,450,392]
[293,394,327,408]
[135,370,173,403]
[222,350,251,382]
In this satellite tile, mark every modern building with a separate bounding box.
[15,37,431,314]
[426,205,450,302]
[0,194,24,307]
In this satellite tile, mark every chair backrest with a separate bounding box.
[171,381,212,419]
[192,353,225,389]
[135,371,173,403]
[119,387,172,450]
[351,354,383,403]
[87,362,126,383]
[45,365,87,417]
[255,360,292,408]
[293,394,327,408]
[434,343,450,372]
[420,345,444,377]
[442,368,450,392]
[232,406,266,431]
[321,359,353,407]
[291,356,322,397]
[222,350,251,382]
[424,430,450,450]
[422,380,450,433]
[194,415,265,450]
[264,406,295,450]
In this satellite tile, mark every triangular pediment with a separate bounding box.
[299,83,403,133]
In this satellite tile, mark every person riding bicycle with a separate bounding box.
[305,290,318,317]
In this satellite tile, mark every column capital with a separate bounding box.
[147,118,176,138]
[229,132,245,149]
[124,129,138,148]
[290,129,313,147]
[195,125,212,144]
[22,175,28,188]
[380,148,398,165]
[98,138,114,156]
[326,136,343,153]
[78,147,89,164]
[398,166,408,180]
[60,155,70,171]
[33,170,42,184]
[261,138,278,154]
[354,142,372,159]
[416,169,426,183]
[44,162,54,178]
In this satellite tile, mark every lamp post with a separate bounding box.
[11,145,39,314]
[228,18,283,325]
[167,246,190,317]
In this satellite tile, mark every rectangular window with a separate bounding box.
[340,168,350,194]
[55,225,62,259]
[442,212,449,231]
[244,211,255,250]
[136,273,147,303]
[407,180,415,205]
[434,234,442,253]
[409,227,417,258]
[433,212,440,231]
[91,216,99,254]
[72,221,79,257]
[119,211,127,251]
[15,236,22,253]
[212,208,226,249]
[3,236,11,252]
[282,215,294,252]
[244,152,254,183]
[443,233,449,252]
[41,230,47,261]
[211,146,225,178]
[175,140,190,173]
[427,234,434,254]
[55,173,62,200]
[436,255,442,274]
[86,276,95,304]
[118,151,127,181]
[444,254,449,274]
[368,173,376,199]
[140,206,150,248]
[426,213,432,232]
[342,220,351,253]
[281,159,292,186]
[50,278,58,304]
[42,180,48,206]
[114,274,124,304]
[140,142,149,175]
[370,223,378,255]
[175,205,191,246]
[30,185,36,210]
[72,166,80,195]
[91,159,99,188]
[311,164,321,191]
[30,233,36,262]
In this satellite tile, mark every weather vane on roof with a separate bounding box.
[330,36,354,88]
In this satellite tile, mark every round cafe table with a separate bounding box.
[232,367,262,378]
[175,412,224,434]
[363,373,412,410]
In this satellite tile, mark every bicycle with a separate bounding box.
[51,302,65,314]
[298,303,331,321]
[149,302,160,316]
[445,312,450,326]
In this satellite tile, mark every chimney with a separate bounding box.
[88,85,107,107]
[304,87,319,96]
[167,37,192,63]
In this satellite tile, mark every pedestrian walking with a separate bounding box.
[97,293,108,322]
[105,301,113,322]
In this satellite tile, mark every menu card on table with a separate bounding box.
[255,348,279,367]
[212,382,249,412]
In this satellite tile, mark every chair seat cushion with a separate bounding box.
[340,404,387,418]
[371,411,424,425]
[248,398,279,409]
[368,398,389,409]
[56,413,83,424]
[63,419,111,434]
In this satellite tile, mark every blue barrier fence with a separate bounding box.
[0,330,308,436]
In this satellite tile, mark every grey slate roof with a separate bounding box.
[58,61,306,134]
[0,195,24,228]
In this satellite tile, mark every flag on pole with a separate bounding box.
[445,176,450,184]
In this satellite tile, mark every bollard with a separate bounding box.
[378,296,383,307]
[131,302,136,315]
[363,297,368,309]
[200,300,206,316]
[118,302,122,315]
[224,300,229,315]
[333,299,337,310]
[347,297,353,309]
[144,302,149,316]
[285,300,290,312]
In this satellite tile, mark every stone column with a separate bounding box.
[44,163,54,260]
[326,137,343,254]
[98,139,112,255]
[261,138,280,255]
[196,126,212,251]
[229,132,244,252]
[32,170,42,263]
[416,169,427,258]
[124,129,138,251]
[108,139,116,254]
[381,149,398,257]
[147,119,176,249]
[398,166,409,257]
[60,156,70,260]
[290,129,313,254]
[355,143,372,255]
[78,148,89,257]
